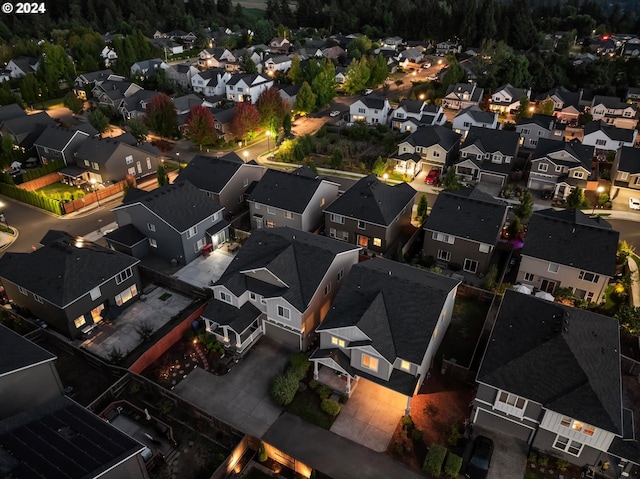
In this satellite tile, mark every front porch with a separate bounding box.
[204,314,265,357]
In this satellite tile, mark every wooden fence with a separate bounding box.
[17,172,62,191]
[622,355,640,375]
[61,180,126,214]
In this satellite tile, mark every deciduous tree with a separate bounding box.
[63,92,84,114]
[256,87,287,136]
[229,102,260,141]
[288,54,304,84]
[145,93,178,139]
[184,105,216,150]
[311,59,336,108]
[127,118,149,144]
[344,57,371,95]
[157,164,169,186]
[513,191,533,220]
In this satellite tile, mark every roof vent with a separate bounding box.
[563,327,568,333]
[601,347,606,354]
[388,271,392,275]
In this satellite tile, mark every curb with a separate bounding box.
[0,227,19,253]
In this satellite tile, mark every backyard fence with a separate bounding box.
[0,183,63,215]
[457,283,496,302]
[16,172,63,191]
[622,355,640,376]
[139,265,212,300]
[441,358,476,384]
[61,180,126,214]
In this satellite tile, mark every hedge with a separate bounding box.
[20,158,65,182]
[289,352,310,381]
[320,398,341,416]
[0,183,62,215]
[270,372,299,406]
[423,444,447,477]
[444,453,462,478]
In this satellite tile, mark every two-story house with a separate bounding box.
[454,126,520,186]
[473,290,639,476]
[452,106,499,139]
[436,40,461,55]
[349,95,392,125]
[202,227,361,354]
[118,89,158,120]
[515,114,565,149]
[625,87,640,108]
[310,258,460,413]
[211,107,236,141]
[191,68,231,97]
[590,95,638,129]
[248,166,339,232]
[489,84,531,114]
[423,188,509,275]
[33,126,90,165]
[0,230,142,339]
[516,208,618,302]
[166,63,199,90]
[324,175,416,254]
[263,55,292,74]
[0,111,56,149]
[198,47,235,69]
[442,83,484,110]
[527,139,594,199]
[611,146,640,190]
[73,69,115,100]
[108,181,228,265]
[269,37,291,54]
[392,125,461,178]
[130,58,169,78]
[537,86,583,122]
[390,99,446,132]
[176,152,266,213]
[6,56,38,79]
[91,79,143,112]
[582,120,638,154]
[226,73,273,103]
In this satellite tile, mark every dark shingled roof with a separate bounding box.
[0,231,139,308]
[456,105,496,125]
[0,325,56,377]
[201,300,262,334]
[176,152,246,194]
[1,111,56,147]
[0,104,26,124]
[478,290,623,435]
[403,125,461,151]
[216,227,359,312]
[617,146,640,174]
[317,258,460,367]
[118,181,223,233]
[584,120,637,143]
[522,208,618,276]
[463,126,520,157]
[33,126,85,151]
[0,396,144,479]
[358,95,387,110]
[324,175,416,226]
[104,224,147,247]
[424,188,508,244]
[531,138,594,170]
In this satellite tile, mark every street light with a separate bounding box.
[591,185,605,215]
[383,173,389,184]
[0,201,7,228]
[243,151,248,162]
[266,130,271,152]
[90,178,101,207]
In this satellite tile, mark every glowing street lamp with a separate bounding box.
[591,185,605,215]
[90,178,101,207]
[383,173,389,184]
[243,151,249,162]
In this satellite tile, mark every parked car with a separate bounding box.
[330,110,341,117]
[465,436,494,479]
[629,197,640,210]
[362,89,373,95]
[421,62,432,69]
[424,169,441,185]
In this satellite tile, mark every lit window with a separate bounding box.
[89,287,101,301]
[373,238,382,247]
[74,316,86,328]
[115,284,137,306]
[277,305,290,319]
[560,416,572,427]
[265,220,276,228]
[400,360,411,371]
[331,336,345,348]
[572,421,583,432]
[362,354,379,372]
[584,425,595,436]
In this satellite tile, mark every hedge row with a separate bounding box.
[20,158,65,182]
[423,444,462,478]
[0,183,62,215]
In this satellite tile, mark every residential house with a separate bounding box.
[165,29,197,49]
[202,227,361,355]
[211,107,236,141]
[0,104,26,124]
[0,111,56,149]
[263,55,292,74]
[176,152,266,213]
[150,37,184,56]
[590,35,620,56]
[109,181,228,265]
[473,290,640,476]
[537,86,583,122]
[276,83,301,109]
[623,37,640,57]
[489,84,531,114]
[166,63,199,90]
[0,230,141,339]
[73,69,115,100]
[198,47,235,69]
[381,36,404,49]
[517,208,618,301]
[582,120,638,155]
[248,166,339,232]
[91,79,143,111]
[191,68,231,97]
[226,73,273,103]
[100,46,118,67]
[527,139,594,199]
[269,37,291,54]
[443,83,484,110]
[335,65,348,85]
[590,95,638,129]
[0,325,63,419]
[626,87,640,108]
[454,126,520,186]
[173,93,207,117]
[515,114,565,149]
[324,175,416,254]
[33,126,90,165]
[452,106,499,139]
[393,125,461,178]
[130,58,169,78]
[390,99,446,132]
[349,95,391,125]
[436,40,461,55]
[118,89,157,120]
[73,136,159,183]
[423,188,509,275]
[310,258,460,411]
[611,146,640,190]
[398,48,424,63]
[6,56,38,78]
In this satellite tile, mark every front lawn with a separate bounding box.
[438,296,491,367]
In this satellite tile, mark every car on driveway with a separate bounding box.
[630,197,640,210]
[466,436,494,479]
[424,169,441,185]
[362,89,373,95]
[421,62,432,69]
[330,110,341,117]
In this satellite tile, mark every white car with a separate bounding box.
[630,198,640,210]
[421,62,431,69]
[329,110,341,117]
[362,89,373,95]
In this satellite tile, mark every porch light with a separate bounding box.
[419,94,425,100]
[193,339,197,345]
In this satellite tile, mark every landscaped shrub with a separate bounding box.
[402,415,414,430]
[316,385,332,400]
[270,372,299,406]
[411,428,424,442]
[537,454,549,468]
[446,422,462,446]
[320,398,341,416]
[258,442,267,462]
[423,444,447,476]
[392,442,404,457]
[289,352,310,380]
[528,451,537,464]
[308,379,319,390]
[0,183,62,215]
[444,453,463,478]
[555,458,570,472]
[20,158,65,182]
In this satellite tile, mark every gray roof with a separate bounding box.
[445,83,483,102]
[478,290,623,435]
[1,112,56,147]
[33,126,86,151]
[9,56,37,73]
[0,231,139,308]
[424,188,508,244]
[324,175,416,226]
[397,99,424,114]
[0,104,26,124]
[79,69,114,83]
[119,89,156,112]
[404,125,461,151]
[73,137,128,164]
[216,227,359,312]
[0,395,144,479]
[211,107,235,124]
[532,138,594,170]
[317,258,460,368]
[202,300,262,333]
[585,120,636,143]
[173,94,203,113]
[119,181,223,233]
[456,105,496,125]
[463,126,520,157]
[492,83,530,104]
[248,168,331,214]
[71,122,99,137]
[618,146,640,174]
[540,86,581,109]
[226,73,269,86]
[104,224,147,247]
[592,95,635,111]
[0,325,56,376]
[359,95,387,110]
[176,153,245,194]
[197,68,226,82]
[516,113,556,130]
[522,208,618,276]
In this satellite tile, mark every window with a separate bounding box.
[361,354,379,372]
[330,213,345,224]
[331,336,345,348]
[538,163,549,172]
[579,271,600,283]
[126,155,133,164]
[463,258,478,273]
[596,139,607,146]
[320,197,325,207]
[329,228,337,238]
[521,128,530,134]
[149,238,157,248]
[115,268,133,285]
[621,172,629,180]
[267,206,275,215]
[357,220,365,230]
[284,211,293,219]
[433,150,440,158]
[437,249,451,261]
[337,269,344,282]
[584,425,595,436]
[128,167,136,176]
[373,238,382,247]
[463,122,471,128]
[186,226,197,239]
[548,263,559,273]
[560,416,572,427]
[146,158,152,169]
[432,232,455,244]
[495,391,526,417]
[18,286,28,295]
[479,243,491,253]
[358,108,366,114]
[92,162,99,170]
[571,420,583,432]
[573,171,584,179]
[556,165,562,172]
[255,204,260,209]
[265,220,276,228]
[147,223,156,232]
[89,287,101,301]
[342,231,349,241]
[33,294,43,303]
[74,316,86,328]
[524,272,535,282]
[400,360,411,371]
[194,238,205,252]
[324,283,331,296]
[84,159,90,167]
[553,435,583,456]
[220,291,232,303]
[277,305,290,319]
[250,292,257,301]
[115,284,137,306]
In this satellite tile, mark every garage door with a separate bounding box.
[264,321,301,351]
[479,172,504,185]
[528,178,554,191]
[474,408,534,443]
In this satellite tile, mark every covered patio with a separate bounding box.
[202,300,265,357]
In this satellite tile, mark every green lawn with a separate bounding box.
[37,182,85,197]
[438,296,491,367]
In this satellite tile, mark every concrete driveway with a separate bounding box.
[174,337,290,437]
[172,249,234,289]
[471,425,528,479]
[330,378,407,452]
